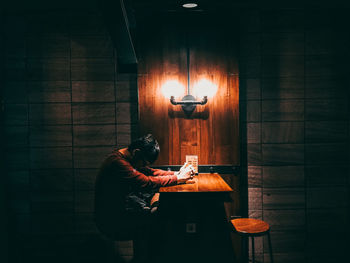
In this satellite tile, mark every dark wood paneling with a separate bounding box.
[262,56,304,77]
[116,74,138,102]
[305,77,348,99]
[31,192,73,212]
[73,125,116,146]
[71,36,114,58]
[27,58,70,80]
[247,143,262,165]
[306,186,348,208]
[75,213,99,234]
[4,58,26,80]
[73,146,112,169]
[263,210,305,231]
[72,103,115,124]
[265,230,305,253]
[4,35,26,58]
[71,58,115,81]
[11,214,31,235]
[5,148,29,170]
[239,33,261,57]
[247,123,261,143]
[239,78,261,100]
[7,171,29,192]
[75,169,98,191]
[9,191,30,213]
[248,188,262,210]
[30,147,72,169]
[27,36,70,58]
[248,166,262,187]
[72,81,115,102]
[31,169,73,191]
[70,12,108,36]
[305,121,348,143]
[26,13,69,36]
[31,214,74,234]
[263,166,304,188]
[4,125,29,148]
[262,144,304,165]
[263,188,305,209]
[239,56,261,77]
[245,100,261,122]
[305,165,348,186]
[306,31,345,55]
[4,104,28,126]
[262,77,304,99]
[262,100,304,121]
[307,208,347,232]
[262,122,304,143]
[264,252,305,263]
[238,9,261,32]
[116,132,132,148]
[305,143,348,165]
[306,232,347,263]
[305,55,348,77]
[305,99,348,120]
[30,103,71,125]
[3,81,27,103]
[30,125,72,147]
[28,81,71,103]
[262,33,304,55]
[116,102,132,124]
[75,191,94,213]
[261,9,304,32]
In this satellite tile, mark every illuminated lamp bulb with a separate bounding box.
[161,80,185,99]
[193,79,218,99]
[182,3,198,8]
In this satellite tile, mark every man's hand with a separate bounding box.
[175,163,195,184]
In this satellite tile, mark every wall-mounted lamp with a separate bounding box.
[161,47,217,116]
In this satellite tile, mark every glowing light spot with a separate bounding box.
[193,79,217,98]
[182,3,198,8]
[161,80,185,99]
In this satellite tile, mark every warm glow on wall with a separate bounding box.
[161,80,185,99]
[193,79,218,98]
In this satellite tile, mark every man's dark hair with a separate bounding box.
[128,134,160,164]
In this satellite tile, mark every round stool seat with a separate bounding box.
[231,218,270,236]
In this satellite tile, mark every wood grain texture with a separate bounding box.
[72,81,115,102]
[262,100,304,121]
[262,122,304,143]
[231,218,270,235]
[262,77,304,99]
[262,32,304,55]
[137,15,239,166]
[28,81,71,103]
[159,173,233,193]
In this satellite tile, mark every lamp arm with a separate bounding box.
[170,96,178,105]
[170,96,208,105]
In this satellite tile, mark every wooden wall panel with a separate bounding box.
[138,15,239,165]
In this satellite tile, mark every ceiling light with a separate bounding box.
[182,3,198,8]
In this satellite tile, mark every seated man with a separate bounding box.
[94,134,193,241]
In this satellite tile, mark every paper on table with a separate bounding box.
[186,155,198,174]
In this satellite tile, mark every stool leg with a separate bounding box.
[241,236,246,263]
[251,237,255,263]
[267,232,273,263]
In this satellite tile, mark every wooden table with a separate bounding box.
[157,173,236,263]
[159,172,233,193]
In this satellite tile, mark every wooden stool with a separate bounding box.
[231,218,273,263]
